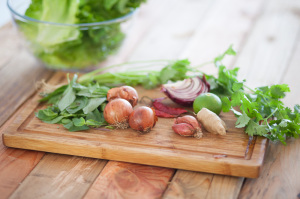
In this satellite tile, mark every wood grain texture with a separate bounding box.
[236,0,300,88]
[128,0,214,61]
[239,17,300,199]
[0,23,20,69]
[181,0,266,74]
[206,175,244,199]
[84,161,174,199]
[162,171,213,199]
[0,24,52,199]
[0,148,43,199]
[9,154,107,199]
[2,71,268,178]
[0,41,53,126]
[0,78,46,199]
[239,139,300,199]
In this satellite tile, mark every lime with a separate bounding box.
[193,93,222,115]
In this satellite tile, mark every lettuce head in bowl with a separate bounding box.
[8,0,145,71]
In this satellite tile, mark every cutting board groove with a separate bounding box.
[2,72,268,178]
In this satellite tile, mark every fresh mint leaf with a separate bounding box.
[58,84,76,111]
[83,98,106,114]
[100,103,107,112]
[66,96,88,114]
[42,116,64,124]
[36,107,59,121]
[39,85,67,102]
[86,109,104,123]
[73,117,85,127]
[86,119,106,127]
[63,121,89,132]
[63,121,73,129]
[61,119,72,124]
[69,125,89,132]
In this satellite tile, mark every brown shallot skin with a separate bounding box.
[129,106,158,133]
[103,98,133,126]
[107,86,138,107]
[172,115,203,138]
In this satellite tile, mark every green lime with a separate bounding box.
[193,93,222,115]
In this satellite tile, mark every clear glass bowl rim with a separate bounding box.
[7,0,137,27]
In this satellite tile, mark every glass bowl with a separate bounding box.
[7,0,136,71]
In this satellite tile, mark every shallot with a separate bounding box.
[103,98,133,128]
[128,106,157,133]
[172,115,203,138]
[107,86,138,107]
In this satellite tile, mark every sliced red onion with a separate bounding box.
[161,76,210,106]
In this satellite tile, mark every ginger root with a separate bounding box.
[196,108,226,135]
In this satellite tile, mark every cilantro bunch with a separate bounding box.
[206,46,300,144]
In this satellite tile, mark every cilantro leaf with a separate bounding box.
[245,120,269,136]
[270,84,290,99]
[159,59,190,84]
[236,112,251,128]
[221,97,231,112]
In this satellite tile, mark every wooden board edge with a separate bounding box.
[250,136,269,177]
[3,131,265,178]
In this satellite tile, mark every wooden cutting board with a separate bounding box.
[1,72,268,178]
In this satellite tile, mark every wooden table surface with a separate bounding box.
[1,0,300,198]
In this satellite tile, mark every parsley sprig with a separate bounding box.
[206,46,300,144]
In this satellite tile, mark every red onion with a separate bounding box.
[161,76,210,106]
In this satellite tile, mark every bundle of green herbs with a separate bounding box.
[36,74,110,131]
[37,46,299,145]
[19,0,145,69]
